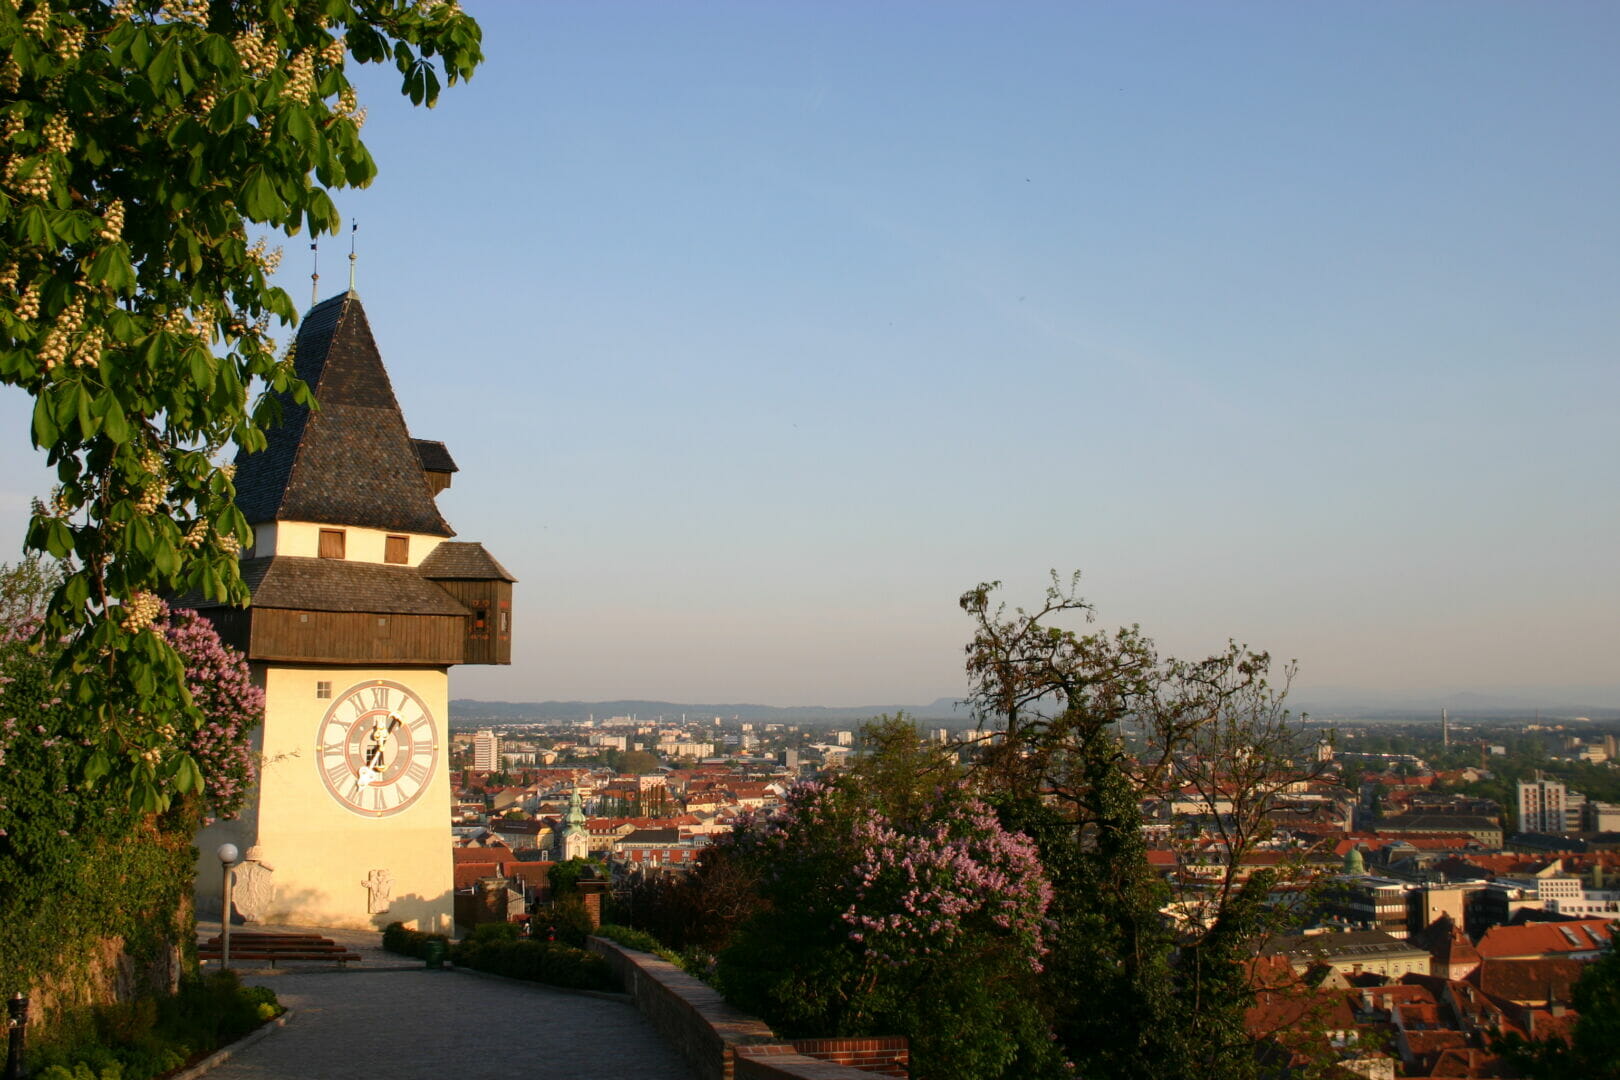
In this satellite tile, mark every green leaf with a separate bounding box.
[85,749,112,784]
[148,38,180,89]
[53,385,79,429]
[129,26,152,69]
[87,243,134,294]
[202,32,234,70]
[153,538,179,576]
[175,754,204,795]
[64,572,91,607]
[305,188,339,235]
[20,203,53,246]
[32,396,58,447]
[76,383,99,438]
[44,519,74,559]
[102,395,131,443]
[283,104,315,147]
[240,166,283,222]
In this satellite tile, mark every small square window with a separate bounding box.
[318,529,346,559]
[316,681,332,699]
[385,535,409,564]
[377,617,390,628]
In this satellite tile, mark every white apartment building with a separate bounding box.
[472,728,502,771]
[1518,775,1583,834]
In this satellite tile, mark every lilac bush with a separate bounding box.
[162,607,263,820]
[842,795,1051,969]
[717,779,1065,1080]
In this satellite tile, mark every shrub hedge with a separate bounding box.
[593,923,662,953]
[29,970,280,1080]
[451,938,617,992]
[380,921,449,960]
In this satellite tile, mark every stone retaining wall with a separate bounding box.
[587,938,908,1080]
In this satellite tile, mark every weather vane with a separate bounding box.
[348,219,359,293]
[310,239,319,308]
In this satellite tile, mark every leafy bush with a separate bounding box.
[547,856,607,898]
[594,924,663,953]
[617,840,762,953]
[451,938,617,992]
[714,779,1063,1080]
[592,924,715,982]
[469,921,521,944]
[29,971,279,1080]
[380,921,449,959]
[529,897,594,947]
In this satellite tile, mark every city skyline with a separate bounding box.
[1,3,1615,707]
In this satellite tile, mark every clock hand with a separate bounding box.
[360,713,403,773]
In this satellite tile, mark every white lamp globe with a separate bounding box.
[216,843,240,865]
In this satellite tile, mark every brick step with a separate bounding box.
[200,931,362,965]
[200,948,363,965]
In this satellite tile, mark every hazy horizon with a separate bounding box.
[2,4,1615,708]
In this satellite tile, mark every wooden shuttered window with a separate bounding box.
[385,534,409,564]
[318,529,346,559]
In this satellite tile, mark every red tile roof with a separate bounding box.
[453,861,502,889]
[1475,919,1613,960]
[1469,958,1586,1004]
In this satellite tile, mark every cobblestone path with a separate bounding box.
[198,925,696,1080]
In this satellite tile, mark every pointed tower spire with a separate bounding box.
[233,292,454,537]
[347,219,358,294]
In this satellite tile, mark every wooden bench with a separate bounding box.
[200,932,363,968]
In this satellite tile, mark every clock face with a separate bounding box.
[315,680,438,818]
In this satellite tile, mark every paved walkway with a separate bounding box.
[197,924,696,1080]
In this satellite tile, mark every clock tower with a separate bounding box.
[189,292,514,932]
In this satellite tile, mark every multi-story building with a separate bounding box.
[1586,801,1620,832]
[473,728,502,772]
[1261,931,1432,979]
[1327,876,1414,939]
[1518,775,1582,834]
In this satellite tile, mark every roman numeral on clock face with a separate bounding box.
[318,680,436,816]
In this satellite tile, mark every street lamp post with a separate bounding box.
[217,843,239,969]
[5,993,27,1080]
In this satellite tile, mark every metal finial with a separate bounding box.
[347,219,359,294]
[310,240,319,308]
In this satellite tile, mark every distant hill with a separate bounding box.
[452,688,1620,728]
[450,697,973,725]
[1293,686,1620,720]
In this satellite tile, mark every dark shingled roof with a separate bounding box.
[232,293,454,536]
[412,439,458,473]
[183,556,469,616]
[1471,957,1585,1004]
[418,542,518,582]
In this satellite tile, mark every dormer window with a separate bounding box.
[319,529,346,559]
[385,534,409,564]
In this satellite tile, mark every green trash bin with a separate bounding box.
[423,939,446,970]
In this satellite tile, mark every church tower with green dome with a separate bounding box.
[1343,845,1366,875]
[559,786,590,862]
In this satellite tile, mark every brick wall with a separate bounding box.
[791,1038,908,1078]
[588,938,907,1080]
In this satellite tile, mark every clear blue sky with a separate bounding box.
[3,3,1617,708]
